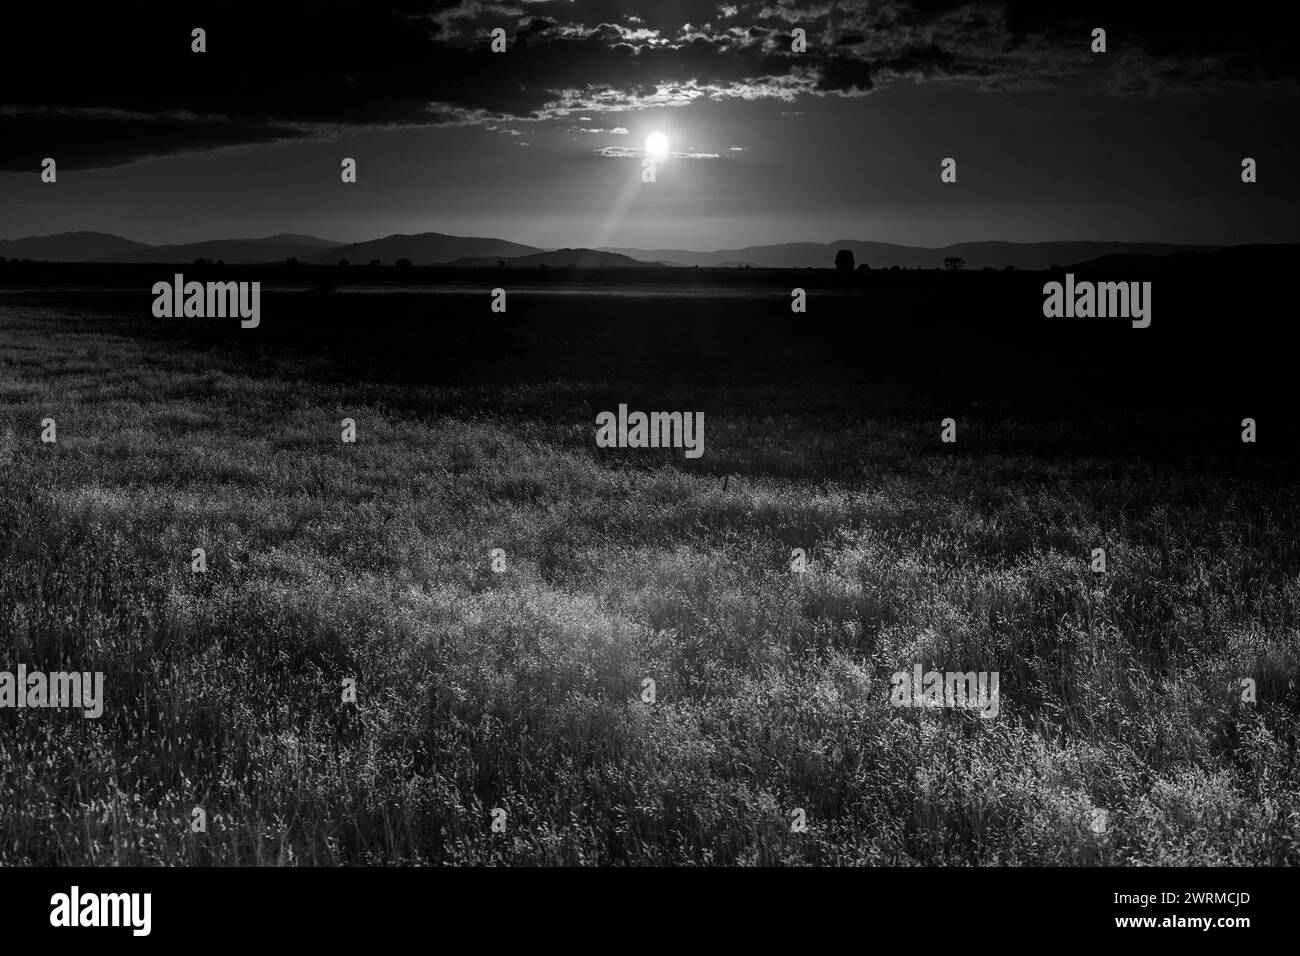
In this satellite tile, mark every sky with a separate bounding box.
[1,1,1297,249]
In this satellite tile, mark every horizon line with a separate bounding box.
[1,230,1282,252]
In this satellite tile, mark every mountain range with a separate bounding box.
[594,240,1226,271]
[0,231,1237,270]
[451,249,656,268]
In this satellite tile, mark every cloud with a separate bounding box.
[592,145,720,159]
[2,1,1295,169]
[0,107,313,170]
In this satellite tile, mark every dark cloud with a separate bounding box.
[0,110,312,170]
[2,1,1295,169]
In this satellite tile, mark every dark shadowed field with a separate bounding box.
[1,262,1297,864]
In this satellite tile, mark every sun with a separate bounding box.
[645,132,670,160]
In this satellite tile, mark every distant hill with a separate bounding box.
[598,240,1224,270]
[1068,243,1300,274]
[106,238,341,264]
[3,230,1272,271]
[0,230,541,266]
[451,248,654,268]
[322,233,544,266]
[0,231,151,262]
[258,233,342,248]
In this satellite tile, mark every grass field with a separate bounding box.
[1,277,1297,865]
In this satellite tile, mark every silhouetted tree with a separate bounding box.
[337,258,350,268]
[284,256,299,267]
[1003,264,1016,271]
[193,257,210,266]
[834,249,855,271]
[497,259,505,267]
[942,256,965,271]
[395,257,413,270]
[856,263,871,271]
[369,259,381,266]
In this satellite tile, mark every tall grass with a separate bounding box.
[0,300,1296,865]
